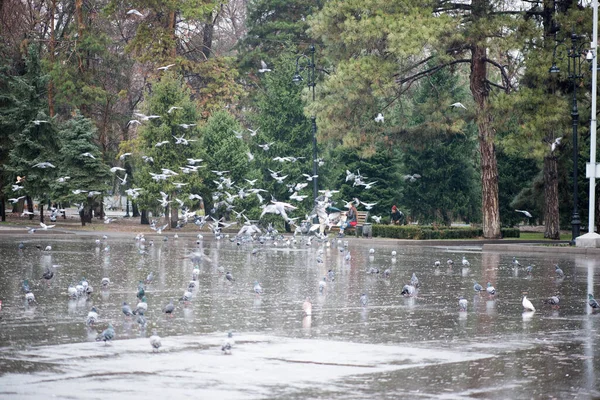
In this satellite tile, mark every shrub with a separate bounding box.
[371,225,520,239]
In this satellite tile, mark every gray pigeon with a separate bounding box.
[150,330,161,352]
[360,293,368,307]
[164,299,175,315]
[86,307,98,326]
[554,265,565,278]
[410,272,420,288]
[97,323,115,344]
[226,272,234,282]
[122,302,134,317]
[473,282,483,293]
[458,297,468,311]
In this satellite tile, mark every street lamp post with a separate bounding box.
[293,44,318,202]
[550,29,590,245]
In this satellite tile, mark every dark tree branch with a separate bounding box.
[395,58,471,85]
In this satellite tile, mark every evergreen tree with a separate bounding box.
[54,112,112,225]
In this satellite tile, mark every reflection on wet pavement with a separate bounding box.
[0,235,598,398]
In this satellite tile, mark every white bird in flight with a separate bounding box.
[168,106,182,114]
[32,120,48,125]
[33,162,55,168]
[110,167,125,173]
[258,60,271,73]
[450,102,467,109]
[374,113,384,123]
[119,153,132,160]
[157,64,176,71]
[515,209,532,218]
[126,9,143,17]
[155,141,169,147]
[81,152,96,159]
[178,123,196,129]
[550,137,562,152]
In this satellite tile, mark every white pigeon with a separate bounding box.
[258,60,271,73]
[515,209,533,218]
[522,295,536,312]
[157,63,176,71]
[126,9,144,17]
[450,102,467,109]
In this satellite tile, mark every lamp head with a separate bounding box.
[586,49,594,61]
[292,74,303,84]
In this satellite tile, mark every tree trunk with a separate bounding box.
[39,204,44,224]
[132,202,140,217]
[80,207,86,226]
[201,12,215,59]
[168,11,176,57]
[75,0,84,73]
[48,0,56,117]
[543,155,560,239]
[170,205,178,229]
[0,192,5,222]
[470,43,501,239]
[140,209,149,225]
[26,196,34,220]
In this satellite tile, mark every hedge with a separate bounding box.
[370,225,520,239]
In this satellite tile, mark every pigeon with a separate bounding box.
[137,282,146,300]
[543,296,560,306]
[97,324,115,344]
[366,267,379,275]
[319,277,327,293]
[410,273,420,288]
[554,264,565,278]
[22,279,31,293]
[486,282,496,295]
[122,302,134,317]
[68,285,78,299]
[42,267,54,283]
[383,269,391,278]
[360,293,368,306]
[25,290,36,304]
[222,332,234,355]
[226,272,234,282]
[447,259,454,267]
[512,257,521,267]
[258,60,271,73]
[180,289,193,302]
[526,265,533,275]
[401,284,415,296]
[86,307,99,326]
[515,209,533,218]
[589,294,600,309]
[254,281,263,295]
[150,330,162,352]
[101,277,110,288]
[462,256,470,267]
[327,270,335,281]
[522,295,535,312]
[434,260,441,267]
[188,280,197,290]
[136,314,147,329]
[126,9,144,17]
[134,297,148,315]
[473,282,483,293]
[458,297,468,311]
[146,272,154,284]
[164,299,175,315]
[303,298,312,316]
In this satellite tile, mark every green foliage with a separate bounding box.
[53,112,112,205]
[371,224,520,239]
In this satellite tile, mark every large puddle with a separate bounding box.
[0,234,598,398]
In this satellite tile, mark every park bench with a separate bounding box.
[329,211,370,237]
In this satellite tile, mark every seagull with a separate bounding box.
[371,215,381,224]
[150,330,162,352]
[8,196,26,203]
[257,142,274,151]
[374,113,384,123]
[117,173,128,185]
[126,9,144,17]
[39,222,55,230]
[155,140,170,147]
[522,295,536,312]
[187,158,203,165]
[97,324,115,344]
[80,152,96,159]
[127,119,141,127]
[258,60,271,73]
[458,296,468,311]
[110,167,126,173]
[157,63,176,71]
[450,102,467,109]
[360,201,377,210]
[119,152,132,160]
[248,128,259,136]
[178,123,197,129]
[32,162,55,168]
[403,174,421,182]
[168,106,182,113]
[32,119,48,125]
[515,209,532,218]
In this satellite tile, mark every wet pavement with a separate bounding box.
[0,234,598,399]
